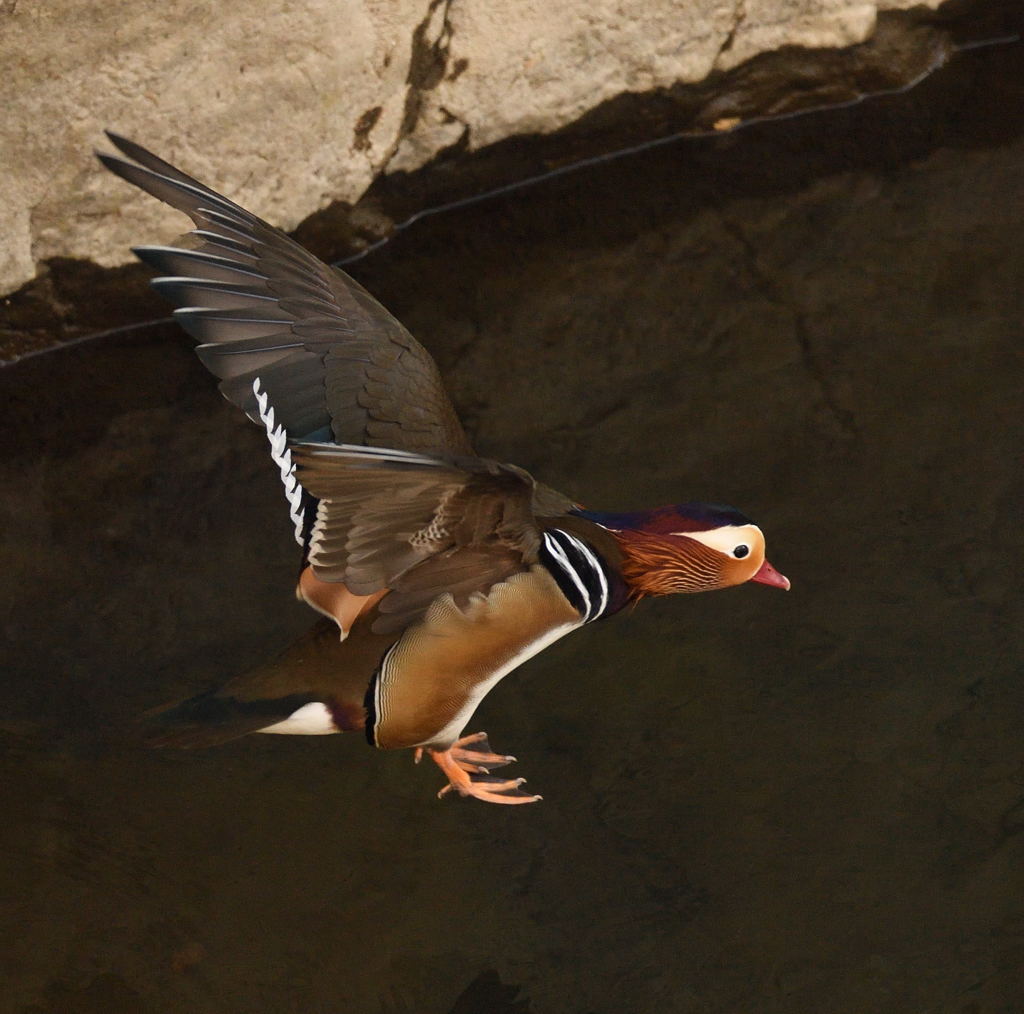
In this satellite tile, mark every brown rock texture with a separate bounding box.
[1,0,943,295]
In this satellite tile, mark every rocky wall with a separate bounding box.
[2,0,947,296]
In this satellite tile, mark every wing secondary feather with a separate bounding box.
[290,442,575,632]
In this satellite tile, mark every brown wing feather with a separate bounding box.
[98,133,472,455]
[290,443,576,633]
[374,547,525,635]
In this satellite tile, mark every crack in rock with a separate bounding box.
[382,0,458,174]
[712,208,859,442]
[716,0,748,66]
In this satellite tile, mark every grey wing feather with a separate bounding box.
[98,133,472,455]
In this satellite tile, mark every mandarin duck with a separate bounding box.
[99,133,789,805]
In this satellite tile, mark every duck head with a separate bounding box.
[575,504,790,597]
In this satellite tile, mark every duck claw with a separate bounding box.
[449,731,517,772]
[425,736,542,805]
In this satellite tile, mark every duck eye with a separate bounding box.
[733,544,750,559]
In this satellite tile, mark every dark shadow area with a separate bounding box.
[2,28,1023,1014]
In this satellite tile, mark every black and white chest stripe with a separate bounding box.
[539,529,613,622]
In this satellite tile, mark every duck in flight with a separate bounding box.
[98,133,790,805]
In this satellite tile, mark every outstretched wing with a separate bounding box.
[291,442,575,633]
[97,133,471,456]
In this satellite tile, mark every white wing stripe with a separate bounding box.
[253,376,305,545]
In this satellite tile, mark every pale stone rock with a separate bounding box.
[1,0,941,296]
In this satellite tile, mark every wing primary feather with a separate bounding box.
[134,245,266,282]
[105,132,215,191]
[100,135,475,456]
[99,152,253,226]
[189,230,261,259]
[151,277,281,306]
[197,335,305,356]
[172,307,294,343]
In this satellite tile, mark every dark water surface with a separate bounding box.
[3,39,1024,1014]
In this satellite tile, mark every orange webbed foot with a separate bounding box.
[418,732,542,805]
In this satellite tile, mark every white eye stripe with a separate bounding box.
[670,524,764,557]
